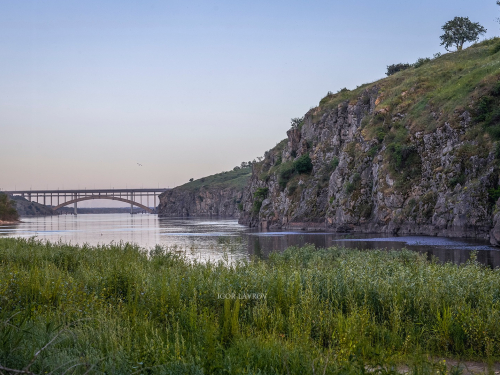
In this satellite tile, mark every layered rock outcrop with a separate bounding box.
[157,168,251,218]
[238,84,498,240]
[158,187,244,218]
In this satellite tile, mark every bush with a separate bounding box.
[253,188,269,201]
[329,157,339,172]
[387,143,418,171]
[344,173,361,194]
[344,182,355,194]
[252,200,263,214]
[252,188,269,215]
[279,162,295,190]
[290,117,304,129]
[278,155,313,190]
[414,57,431,68]
[386,63,411,76]
[449,173,466,188]
[489,187,500,206]
[293,154,313,174]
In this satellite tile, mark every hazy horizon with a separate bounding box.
[1,0,499,207]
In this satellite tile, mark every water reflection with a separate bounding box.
[1,214,499,267]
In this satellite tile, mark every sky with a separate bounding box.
[0,0,499,207]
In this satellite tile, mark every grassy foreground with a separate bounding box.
[0,238,499,374]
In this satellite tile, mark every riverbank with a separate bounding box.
[0,219,21,225]
[0,238,499,374]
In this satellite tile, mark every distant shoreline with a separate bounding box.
[0,219,22,225]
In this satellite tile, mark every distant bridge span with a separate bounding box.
[52,195,153,213]
[3,188,170,215]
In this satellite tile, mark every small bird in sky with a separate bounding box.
[137,163,143,166]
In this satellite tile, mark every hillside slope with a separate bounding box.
[238,39,500,243]
[10,195,54,216]
[158,167,251,217]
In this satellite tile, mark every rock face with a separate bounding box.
[157,168,251,218]
[10,195,54,216]
[158,187,244,218]
[238,86,497,240]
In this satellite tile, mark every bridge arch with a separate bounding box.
[52,195,153,213]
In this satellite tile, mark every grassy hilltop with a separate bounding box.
[175,166,252,192]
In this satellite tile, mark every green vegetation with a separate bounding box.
[329,157,340,172]
[290,116,304,129]
[0,193,19,222]
[1,238,499,374]
[440,17,487,51]
[320,38,500,135]
[252,187,269,214]
[278,154,313,190]
[474,82,500,139]
[176,167,252,192]
[293,154,313,174]
[344,173,361,194]
[386,63,412,76]
[413,57,431,69]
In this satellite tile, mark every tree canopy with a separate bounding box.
[0,193,19,222]
[440,16,486,51]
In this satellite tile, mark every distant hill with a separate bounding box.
[9,195,54,216]
[158,167,252,217]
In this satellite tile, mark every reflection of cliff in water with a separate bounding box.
[246,232,500,268]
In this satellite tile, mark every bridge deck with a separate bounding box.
[3,188,169,194]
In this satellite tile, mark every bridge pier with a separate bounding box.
[130,192,134,214]
[74,193,77,215]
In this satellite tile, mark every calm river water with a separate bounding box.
[1,214,499,267]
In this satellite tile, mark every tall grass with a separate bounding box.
[0,238,499,374]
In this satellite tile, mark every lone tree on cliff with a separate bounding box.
[440,17,486,51]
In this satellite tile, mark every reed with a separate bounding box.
[0,237,498,374]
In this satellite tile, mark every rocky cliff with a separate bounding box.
[238,39,500,243]
[158,167,251,218]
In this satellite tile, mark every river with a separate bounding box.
[1,214,499,267]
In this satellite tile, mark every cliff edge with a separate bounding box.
[158,167,251,218]
[238,39,500,242]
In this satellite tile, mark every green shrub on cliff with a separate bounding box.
[252,187,269,214]
[293,153,313,174]
[0,193,19,222]
[277,154,313,191]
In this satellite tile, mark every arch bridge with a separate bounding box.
[3,188,169,215]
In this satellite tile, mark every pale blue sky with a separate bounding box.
[0,0,499,205]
